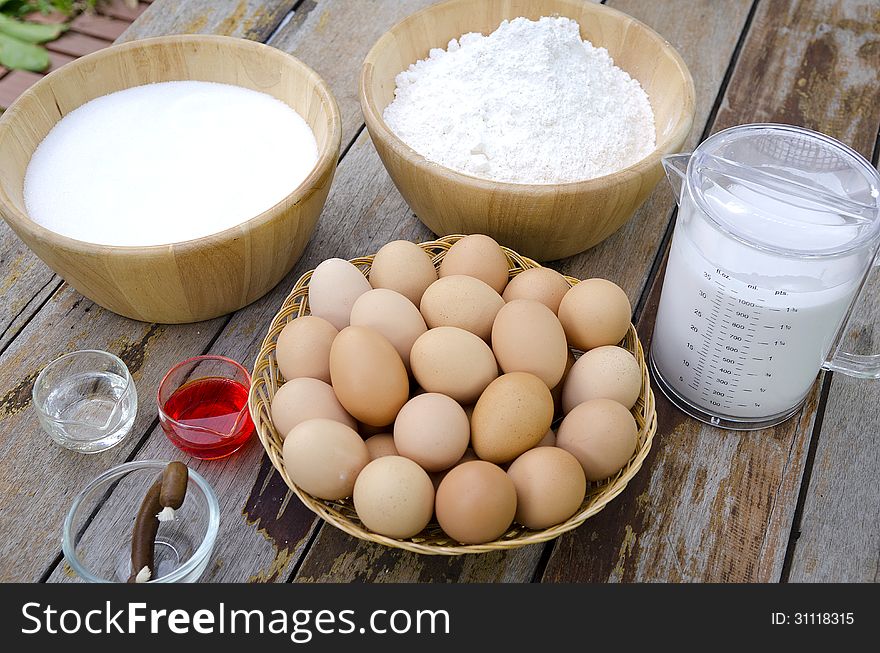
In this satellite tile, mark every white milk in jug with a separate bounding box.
[651,166,877,429]
[652,124,880,429]
[651,196,859,420]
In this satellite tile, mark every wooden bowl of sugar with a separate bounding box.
[360,0,695,261]
[0,35,341,323]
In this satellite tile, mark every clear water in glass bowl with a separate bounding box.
[33,350,137,453]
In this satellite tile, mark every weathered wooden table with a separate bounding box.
[2,0,878,583]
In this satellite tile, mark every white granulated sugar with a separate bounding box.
[24,81,318,246]
[383,16,656,184]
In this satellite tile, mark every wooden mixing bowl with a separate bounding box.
[0,35,341,323]
[360,0,695,261]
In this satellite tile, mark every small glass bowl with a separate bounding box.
[32,349,137,453]
[62,460,219,583]
[157,355,255,460]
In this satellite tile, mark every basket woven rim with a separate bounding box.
[250,235,658,555]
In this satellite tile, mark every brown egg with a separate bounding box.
[283,418,369,500]
[556,398,638,481]
[507,447,586,529]
[308,258,372,331]
[330,326,409,427]
[502,267,571,314]
[471,372,554,463]
[275,315,338,383]
[435,460,517,544]
[410,326,498,404]
[491,299,568,387]
[558,279,631,351]
[563,345,642,412]
[270,377,355,439]
[550,349,576,417]
[536,429,556,447]
[420,275,504,341]
[364,433,398,460]
[353,456,435,539]
[429,448,479,490]
[393,393,470,472]
[439,234,509,294]
[350,288,427,371]
[369,240,438,306]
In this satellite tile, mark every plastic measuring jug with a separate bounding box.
[651,123,880,430]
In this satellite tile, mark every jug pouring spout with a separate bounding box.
[662,153,690,205]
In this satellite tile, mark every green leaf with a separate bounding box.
[0,13,67,43]
[0,31,49,71]
[4,2,48,19]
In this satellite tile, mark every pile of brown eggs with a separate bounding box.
[270,235,642,545]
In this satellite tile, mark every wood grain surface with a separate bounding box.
[542,0,880,583]
[787,375,880,582]
[728,2,880,582]
[789,243,880,582]
[0,243,59,353]
[270,0,438,154]
[119,0,298,42]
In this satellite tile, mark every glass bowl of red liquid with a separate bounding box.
[158,355,255,460]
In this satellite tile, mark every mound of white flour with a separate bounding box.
[383,16,656,184]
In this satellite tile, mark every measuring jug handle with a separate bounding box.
[824,351,880,378]
[822,250,880,379]
[661,153,691,204]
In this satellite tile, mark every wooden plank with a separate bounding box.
[118,0,299,42]
[47,50,77,73]
[788,248,880,582]
[542,0,880,583]
[23,12,67,25]
[0,240,59,352]
[737,0,880,581]
[0,71,43,110]
[0,0,313,583]
[268,0,436,166]
[788,374,880,583]
[100,1,151,22]
[70,13,130,41]
[288,0,756,582]
[45,32,110,57]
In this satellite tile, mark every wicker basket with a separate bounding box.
[250,235,657,554]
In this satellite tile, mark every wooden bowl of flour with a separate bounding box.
[0,35,341,323]
[360,0,694,261]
